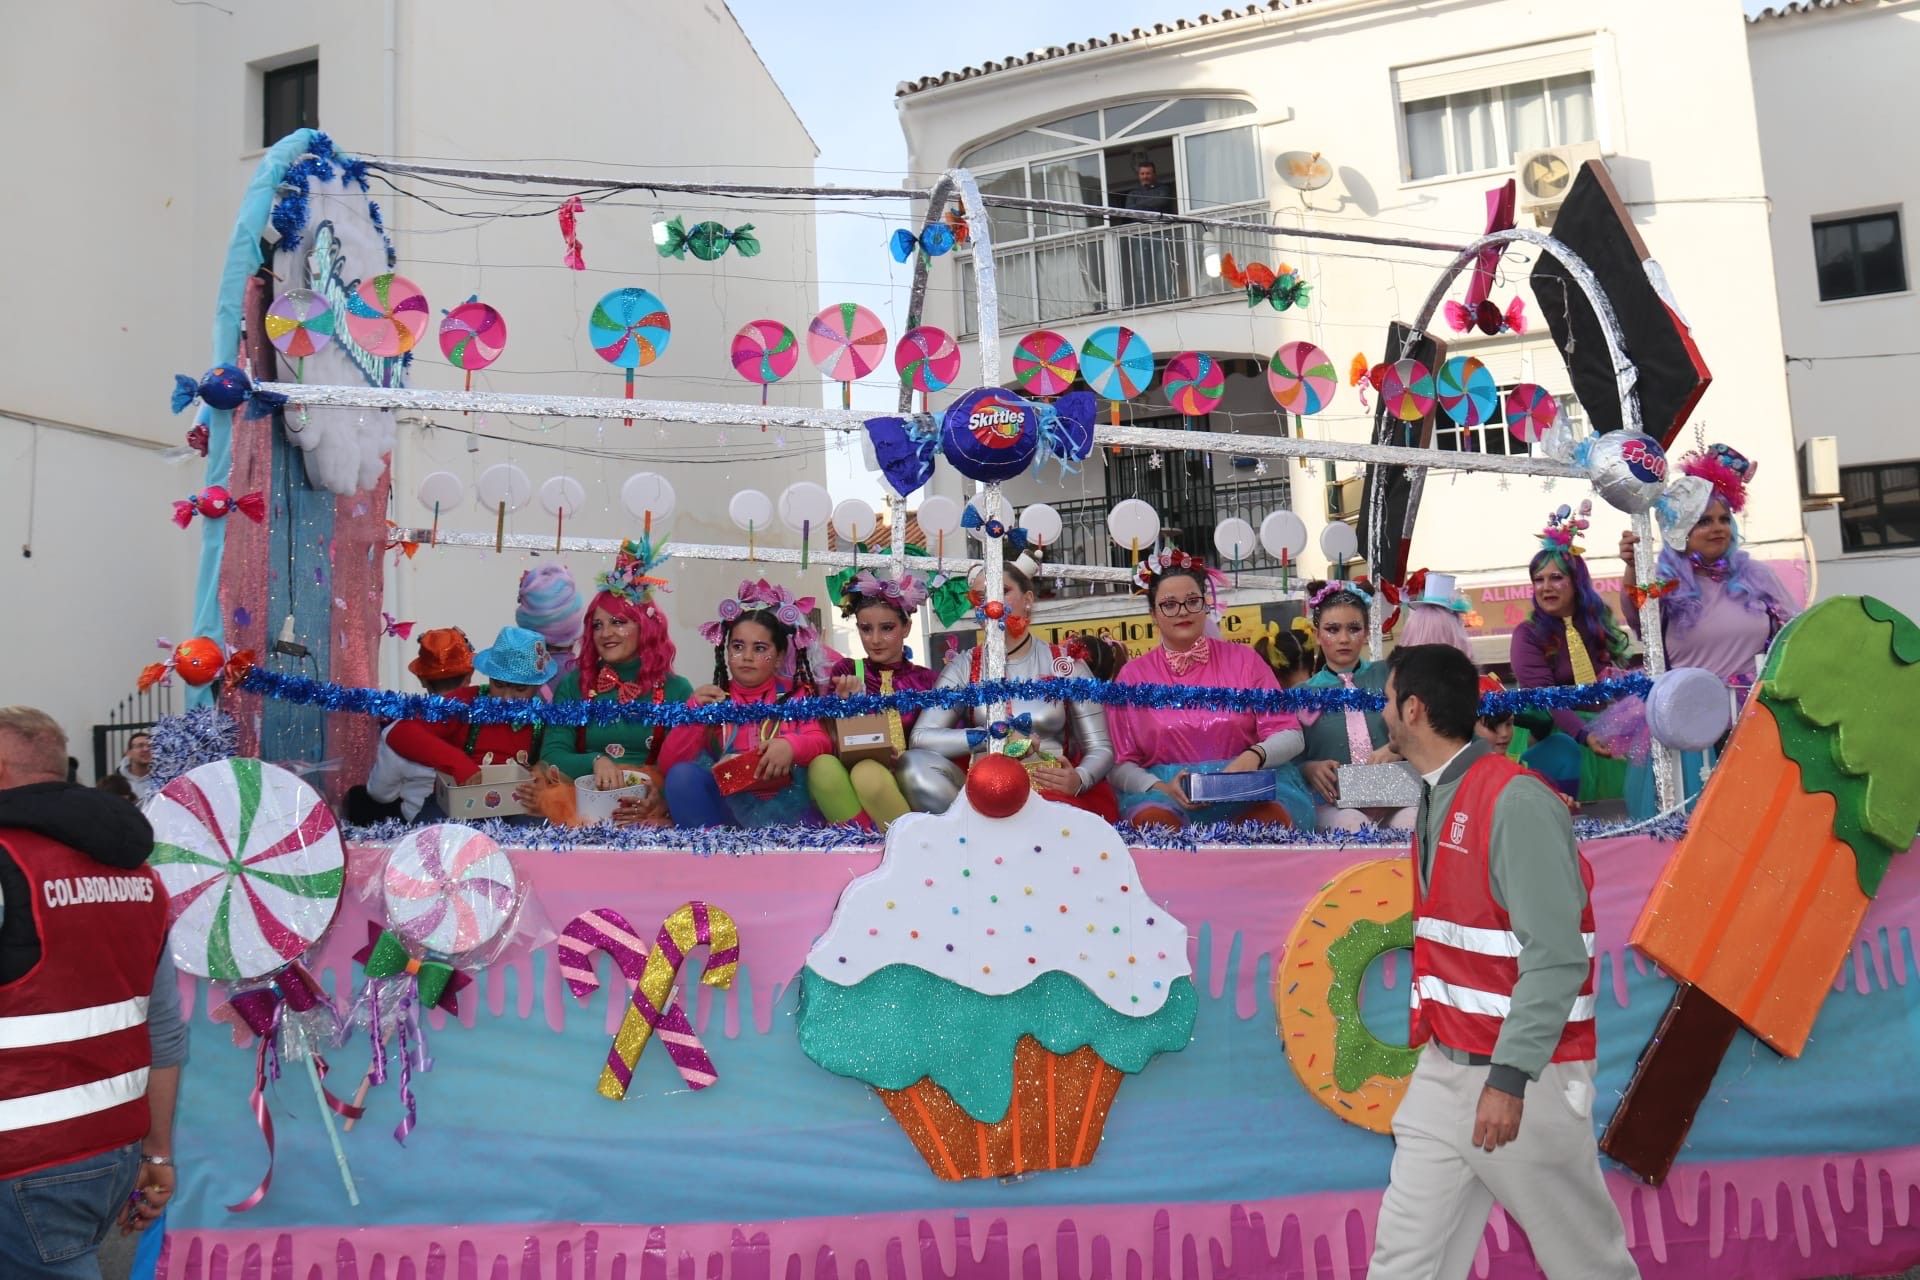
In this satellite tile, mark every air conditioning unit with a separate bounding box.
[1516,141,1605,221]
[1799,436,1841,507]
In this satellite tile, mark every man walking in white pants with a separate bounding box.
[1368,646,1638,1279]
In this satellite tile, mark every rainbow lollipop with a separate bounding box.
[808,303,887,408]
[1164,351,1225,421]
[1081,325,1155,425]
[344,273,429,358]
[1437,355,1498,427]
[895,325,960,409]
[1013,330,1078,398]
[1379,358,1435,423]
[1267,341,1336,416]
[590,287,672,421]
[439,300,508,393]
[731,319,798,406]
[1505,383,1558,443]
[265,289,336,378]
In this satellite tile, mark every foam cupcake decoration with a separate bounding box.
[796,761,1196,1181]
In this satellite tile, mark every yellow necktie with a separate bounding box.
[1563,617,1597,686]
[880,670,906,752]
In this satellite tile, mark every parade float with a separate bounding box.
[144,130,1920,1280]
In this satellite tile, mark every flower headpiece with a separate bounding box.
[700,578,819,649]
[841,569,930,616]
[1131,546,1226,597]
[1679,443,1756,514]
[597,535,672,607]
[1308,580,1373,615]
[1538,500,1592,558]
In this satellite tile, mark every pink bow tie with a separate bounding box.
[1165,639,1211,677]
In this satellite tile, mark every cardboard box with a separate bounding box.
[434,762,533,820]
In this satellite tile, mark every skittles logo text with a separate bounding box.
[1620,437,1667,483]
[967,396,1030,449]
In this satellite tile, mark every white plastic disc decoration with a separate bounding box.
[915,495,963,541]
[1647,668,1734,753]
[1320,521,1359,566]
[1213,517,1257,564]
[146,758,345,982]
[416,471,465,513]
[477,464,531,512]
[832,498,878,545]
[381,824,519,958]
[620,472,677,525]
[538,475,586,517]
[1020,502,1063,549]
[1259,510,1309,561]
[729,489,773,532]
[1106,498,1161,552]
[778,482,833,533]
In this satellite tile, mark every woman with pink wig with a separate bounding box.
[1395,570,1475,657]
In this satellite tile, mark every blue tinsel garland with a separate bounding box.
[147,707,240,790]
[266,132,396,266]
[237,667,1652,729]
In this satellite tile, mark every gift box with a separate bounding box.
[713,751,764,796]
[1183,770,1278,805]
[1335,762,1422,809]
[434,761,532,820]
[831,714,895,765]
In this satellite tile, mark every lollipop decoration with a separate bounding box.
[1081,325,1154,426]
[1164,351,1225,424]
[265,289,336,379]
[1012,330,1079,398]
[1379,358,1436,424]
[729,488,772,561]
[1505,384,1558,444]
[344,273,429,357]
[779,481,833,569]
[808,303,887,408]
[1436,356,1498,428]
[658,218,760,261]
[590,287,672,422]
[382,825,517,959]
[439,298,508,394]
[478,463,531,553]
[731,320,798,407]
[540,475,586,552]
[416,470,464,546]
[1268,341,1337,416]
[895,325,961,411]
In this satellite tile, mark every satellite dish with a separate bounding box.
[1277,150,1334,192]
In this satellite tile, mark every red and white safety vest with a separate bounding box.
[1408,754,1597,1063]
[0,828,168,1178]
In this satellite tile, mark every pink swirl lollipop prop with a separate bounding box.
[265,289,336,377]
[1267,341,1336,415]
[344,273,430,357]
[1437,355,1498,427]
[1505,383,1559,443]
[731,319,798,406]
[439,301,508,391]
[895,325,961,408]
[1164,351,1225,419]
[1379,358,1436,423]
[382,824,518,958]
[808,303,887,408]
[1012,330,1078,398]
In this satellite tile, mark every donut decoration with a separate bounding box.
[146,758,346,983]
[1505,383,1558,443]
[1163,351,1225,420]
[1012,330,1078,398]
[1436,356,1498,428]
[1378,358,1435,424]
[1267,341,1337,416]
[344,273,430,358]
[381,824,519,959]
[1274,857,1417,1134]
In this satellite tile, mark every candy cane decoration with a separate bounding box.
[558,904,737,1099]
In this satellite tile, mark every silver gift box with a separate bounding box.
[1335,762,1422,809]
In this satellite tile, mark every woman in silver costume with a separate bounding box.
[897,559,1119,820]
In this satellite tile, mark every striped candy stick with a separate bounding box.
[609,902,739,1100]
[557,906,729,1098]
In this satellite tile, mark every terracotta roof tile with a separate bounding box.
[1749,0,1874,20]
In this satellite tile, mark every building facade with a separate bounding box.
[1750,0,1920,615]
[0,0,822,757]
[894,0,1809,659]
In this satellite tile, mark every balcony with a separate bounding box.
[957,202,1272,334]
[1036,471,1295,600]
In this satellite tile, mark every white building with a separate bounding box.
[0,0,821,766]
[1749,0,1920,614]
[894,0,1809,657]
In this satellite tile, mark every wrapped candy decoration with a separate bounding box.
[170,364,288,419]
[941,387,1038,483]
[1578,430,1670,514]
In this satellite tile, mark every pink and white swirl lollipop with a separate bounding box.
[1267,341,1336,415]
[344,273,429,358]
[439,300,508,391]
[382,824,518,958]
[1505,383,1559,443]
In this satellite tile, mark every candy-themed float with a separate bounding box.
[146,133,1920,1280]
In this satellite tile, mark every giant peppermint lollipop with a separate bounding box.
[1012,330,1078,398]
[265,289,336,379]
[1268,341,1336,416]
[344,273,429,358]
[591,287,672,421]
[895,325,961,410]
[147,758,346,983]
[1081,325,1154,425]
[808,303,887,408]
[1436,356,1498,427]
[439,299,508,392]
[1164,351,1225,423]
[731,319,798,406]
[382,825,518,959]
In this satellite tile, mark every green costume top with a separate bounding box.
[1299,661,1391,763]
[537,659,694,779]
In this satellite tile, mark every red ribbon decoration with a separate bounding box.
[1465,179,1517,309]
[558,196,587,271]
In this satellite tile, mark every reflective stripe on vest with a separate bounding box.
[1413,917,1596,959]
[0,996,150,1050]
[1413,974,1598,1023]
[0,1068,151,1133]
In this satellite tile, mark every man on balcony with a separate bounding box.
[1117,155,1180,307]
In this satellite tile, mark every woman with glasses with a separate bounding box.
[1296,581,1417,831]
[1106,550,1316,829]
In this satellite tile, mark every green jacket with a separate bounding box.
[1299,661,1390,763]
[537,661,694,779]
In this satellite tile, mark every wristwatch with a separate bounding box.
[141,1155,173,1167]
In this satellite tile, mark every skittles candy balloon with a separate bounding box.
[941,387,1039,483]
[1583,430,1670,514]
[173,637,227,687]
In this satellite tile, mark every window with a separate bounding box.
[263,60,319,147]
[1814,212,1908,301]
[1401,73,1594,181]
[1839,462,1920,551]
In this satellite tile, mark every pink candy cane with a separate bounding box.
[558,908,718,1095]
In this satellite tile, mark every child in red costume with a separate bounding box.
[383,627,552,820]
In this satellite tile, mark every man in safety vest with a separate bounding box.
[1366,648,1637,1280]
[0,707,184,1278]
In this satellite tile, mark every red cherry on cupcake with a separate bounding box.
[967,752,1029,818]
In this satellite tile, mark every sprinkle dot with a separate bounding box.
[951,906,960,915]
[958,837,967,845]
[1086,924,1095,934]
[1128,955,1136,965]
[1079,952,1089,960]
[1120,885,1130,893]
[1058,905,1069,914]
[1027,956,1037,965]
[1060,829,1071,837]
[1023,925,1033,933]
[994,856,1004,865]
[924,878,934,887]
[962,869,971,878]
[1071,866,1081,875]
[1157,951,1167,959]
[910,930,920,939]
[1108,970,1117,979]
[1024,886,1034,896]
[1034,845,1043,853]
[990,894,999,903]
[1099,851,1110,861]
[868,928,878,937]
[1153,980,1163,989]
[838,956,846,964]
[1147,917,1156,926]
[982,965,991,974]
[1131,995,1140,1004]
[1112,926,1121,934]
[886,900,896,910]
[945,943,954,952]
[986,928,996,936]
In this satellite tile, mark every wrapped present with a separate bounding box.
[1336,762,1421,809]
[1184,770,1278,806]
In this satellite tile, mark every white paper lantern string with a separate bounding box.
[1259,509,1309,591]
[778,481,833,570]
[539,475,586,551]
[1020,502,1063,551]
[915,494,963,574]
[476,463,531,553]
[416,471,465,547]
[729,488,773,561]
[620,472,677,540]
[832,498,877,566]
[1213,516,1256,587]
[1106,498,1161,566]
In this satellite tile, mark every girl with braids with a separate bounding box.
[1296,581,1416,831]
[656,579,833,828]
[805,570,937,831]
[1105,550,1316,829]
